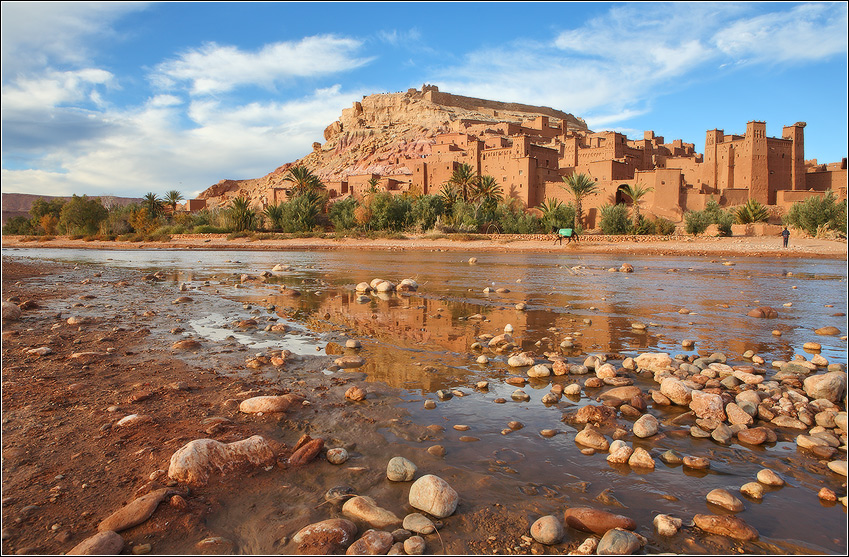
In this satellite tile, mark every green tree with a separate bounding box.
[328,198,359,231]
[281,192,326,232]
[410,194,445,231]
[164,190,184,213]
[561,173,599,229]
[619,184,654,222]
[263,202,285,230]
[785,191,846,236]
[447,163,478,202]
[2,216,35,235]
[470,175,503,205]
[734,199,770,224]
[538,198,576,232]
[599,204,631,235]
[283,166,325,196]
[143,193,164,219]
[59,195,108,235]
[226,197,258,232]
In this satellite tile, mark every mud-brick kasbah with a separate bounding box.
[194,86,847,228]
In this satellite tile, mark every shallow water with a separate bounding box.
[3,247,847,553]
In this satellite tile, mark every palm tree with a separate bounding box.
[283,166,325,196]
[560,173,599,229]
[226,197,258,232]
[470,175,503,205]
[366,176,381,195]
[164,190,184,213]
[143,193,164,218]
[263,202,285,230]
[619,184,654,222]
[448,163,478,202]
[439,183,459,207]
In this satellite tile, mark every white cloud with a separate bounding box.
[0,2,148,78]
[1,68,115,112]
[151,36,373,95]
[433,3,847,130]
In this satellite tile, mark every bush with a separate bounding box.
[498,204,540,234]
[684,210,711,235]
[410,195,445,231]
[715,210,734,237]
[328,198,358,231]
[192,224,227,234]
[2,216,35,235]
[653,217,677,235]
[599,204,631,235]
[59,195,108,236]
[225,197,259,232]
[785,192,847,236]
[280,193,325,232]
[630,214,655,235]
[539,201,576,233]
[735,199,770,224]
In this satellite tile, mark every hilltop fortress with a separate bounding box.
[196,86,847,227]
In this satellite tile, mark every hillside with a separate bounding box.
[197,86,589,207]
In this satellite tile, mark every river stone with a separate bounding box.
[747,306,778,318]
[771,415,807,429]
[342,497,402,529]
[530,515,565,545]
[796,434,829,450]
[827,460,847,476]
[386,457,417,482]
[815,326,840,336]
[326,448,349,465]
[740,482,764,499]
[597,528,641,555]
[1,301,22,321]
[508,353,535,367]
[564,383,582,396]
[635,353,672,373]
[628,447,655,469]
[98,488,170,532]
[408,475,458,518]
[293,518,358,550]
[600,386,642,406]
[683,456,710,469]
[573,537,599,555]
[653,514,682,536]
[595,363,617,379]
[402,513,435,535]
[511,389,530,402]
[659,450,683,465]
[67,530,125,555]
[167,435,275,486]
[736,427,768,445]
[689,390,727,421]
[289,438,325,466]
[574,404,617,426]
[527,364,551,378]
[336,355,366,369]
[711,423,733,444]
[693,514,758,541]
[403,535,426,555]
[346,529,394,555]
[575,426,609,451]
[756,468,784,486]
[239,395,297,413]
[563,507,636,534]
[706,488,744,512]
[660,377,693,405]
[632,414,658,438]
[803,372,846,403]
[607,444,633,465]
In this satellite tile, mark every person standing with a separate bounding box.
[781,226,790,248]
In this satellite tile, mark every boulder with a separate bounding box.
[342,496,402,529]
[408,475,458,518]
[803,372,846,403]
[167,436,275,486]
[693,514,758,541]
[1,301,22,321]
[632,414,658,438]
[689,390,727,422]
[98,488,170,532]
[67,530,124,555]
[634,353,672,373]
[563,507,636,534]
[660,377,693,406]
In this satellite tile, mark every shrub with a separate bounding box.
[715,210,734,237]
[328,198,358,231]
[630,214,655,235]
[599,204,631,235]
[192,224,227,234]
[735,199,770,224]
[225,197,259,232]
[59,195,108,236]
[653,217,676,235]
[280,193,325,232]
[539,200,577,232]
[410,195,445,231]
[2,216,35,235]
[684,210,711,235]
[785,192,846,236]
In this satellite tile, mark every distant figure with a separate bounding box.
[553,227,579,245]
[781,226,790,248]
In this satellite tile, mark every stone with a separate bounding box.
[634,353,672,373]
[683,456,710,469]
[815,326,840,336]
[563,507,636,534]
[289,437,325,466]
[403,535,426,555]
[335,355,366,368]
[575,426,609,451]
[572,537,598,555]
[689,390,727,421]
[607,443,633,465]
[711,423,733,444]
[1,301,22,321]
[386,456,417,482]
[803,372,846,403]
[342,497,402,529]
[345,386,366,401]
[326,448,349,465]
[508,353,535,367]
[747,306,778,318]
[653,514,682,536]
[725,403,753,426]
[98,488,170,532]
[511,389,530,402]
[530,515,564,545]
[293,518,358,550]
[599,386,642,406]
[346,529,394,555]
[597,528,641,555]
[628,447,655,469]
[693,514,758,541]
[239,395,297,413]
[527,364,551,378]
[827,460,847,476]
[756,469,784,486]
[402,513,435,535]
[660,377,693,405]
[659,450,683,465]
[740,482,764,499]
[574,404,617,426]
[408,475,458,518]
[818,487,838,501]
[67,530,125,555]
[195,537,235,554]
[167,436,275,486]
[706,488,744,512]
[736,427,768,445]
[632,414,658,438]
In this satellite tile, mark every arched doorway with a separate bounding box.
[615,184,631,205]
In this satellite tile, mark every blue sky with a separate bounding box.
[1,2,847,199]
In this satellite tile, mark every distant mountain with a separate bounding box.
[1,193,142,225]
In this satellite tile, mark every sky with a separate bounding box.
[1,1,847,200]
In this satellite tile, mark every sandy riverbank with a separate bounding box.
[2,234,847,259]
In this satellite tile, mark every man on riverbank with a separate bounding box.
[781,227,790,248]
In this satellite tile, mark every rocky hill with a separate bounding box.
[198,86,589,207]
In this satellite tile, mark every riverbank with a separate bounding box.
[2,233,846,259]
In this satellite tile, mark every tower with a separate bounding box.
[745,121,768,204]
[782,122,806,191]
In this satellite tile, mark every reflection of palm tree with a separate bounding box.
[283,166,325,196]
[619,184,653,221]
[561,173,598,228]
[448,163,477,202]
